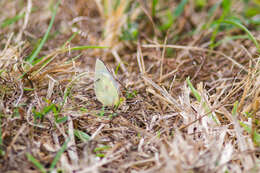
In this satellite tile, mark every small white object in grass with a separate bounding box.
[94,59,119,107]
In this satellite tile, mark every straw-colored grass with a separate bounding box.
[0,0,259,172]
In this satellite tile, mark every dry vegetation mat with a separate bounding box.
[0,0,259,172]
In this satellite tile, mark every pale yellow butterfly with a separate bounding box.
[94,59,119,107]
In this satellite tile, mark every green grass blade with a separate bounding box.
[152,0,159,17]
[1,13,25,28]
[94,145,111,152]
[232,101,239,116]
[61,31,78,48]
[160,0,188,31]
[173,0,188,18]
[202,2,221,30]
[115,62,120,75]
[186,77,219,124]
[49,138,70,171]
[74,129,91,142]
[222,0,232,14]
[26,153,47,173]
[65,53,82,64]
[20,44,106,79]
[67,45,108,51]
[220,20,260,53]
[240,121,260,146]
[27,0,61,63]
[195,0,207,9]
[186,77,201,102]
[0,114,4,156]
[210,0,232,48]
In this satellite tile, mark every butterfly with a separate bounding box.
[94,59,120,107]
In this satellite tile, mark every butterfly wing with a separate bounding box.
[95,58,111,74]
[94,59,119,106]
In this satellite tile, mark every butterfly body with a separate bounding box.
[94,59,119,107]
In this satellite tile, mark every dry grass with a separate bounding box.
[0,0,259,172]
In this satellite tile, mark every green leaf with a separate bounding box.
[160,0,188,31]
[42,104,55,115]
[108,113,118,119]
[232,101,239,116]
[52,105,59,120]
[121,22,139,41]
[23,87,35,91]
[79,107,88,112]
[98,107,105,117]
[95,153,105,157]
[56,116,68,124]
[202,2,221,30]
[195,0,207,9]
[49,138,70,171]
[62,32,78,48]
[32,109,44,121]
[74,129,91,142]
[219,20,260,53]
[152,0,159,17]
[115,63,120,75]
[210,0,232,48]
[186,77,201,102]
[94,145,111,152]
[27,153,47,173]
[186,77,219,124]
[126,90,137,99]
[1,13,25,28]
[240,121,260,146]
[173,0,188,17]
[222,0,232,15]
[159,10,174,31]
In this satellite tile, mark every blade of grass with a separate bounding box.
[59,72,88,111]
[173,0,188,18]
[20,45,107,79]
[186,77,201,102]
[210,0,232,48]
[0,114,4,156]
[202,2,221,30]
[27,0,60,64]
[94,145,111,152]
[33,45,107,67]
[1,13,25,28]
[195,0,207,9]
[186,77,219,124]
[31,45,108,65]
[61,31,78,48]
[152,0,158,17]
[160,0,188,31]
[240,121,260,146]
[67,45,108,51]
[219,19,260,53]
[65,53,82,64]
[26,153,47,173]
[74,129,91,142]
[232,101,239,116]
[115,62,120,75]
[49,138,70,172]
